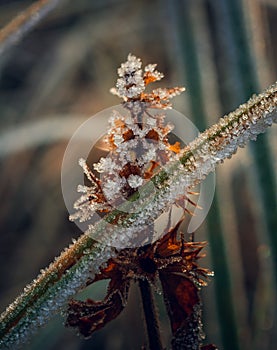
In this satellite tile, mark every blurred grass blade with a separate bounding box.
[0,0,63,55]
[166,1,241,348]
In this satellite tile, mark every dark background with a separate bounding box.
[0,0,276,349]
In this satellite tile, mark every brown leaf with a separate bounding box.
[119,162,141,178]
[160,272,199,334]
[123,129,134,141]
[145,129,160,141]
[66,266,130,338]
[66,279,130,337]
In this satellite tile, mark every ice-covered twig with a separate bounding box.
[179,82,277,180]
[0,82,276,349]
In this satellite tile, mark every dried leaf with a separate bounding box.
[66,266,130,337]
[160,273,199,334]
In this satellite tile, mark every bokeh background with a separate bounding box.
[0,0,276,349]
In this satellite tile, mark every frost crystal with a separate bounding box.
[113,133,124,146]
[110,53,185,108]
[127,174,144,188]
[93,157,116,173]
[103,178,124,200]
[114,54,145,99]
[144,63,164,82]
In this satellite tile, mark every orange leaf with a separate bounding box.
[168,141,181,153]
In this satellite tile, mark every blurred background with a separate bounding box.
[0,0,276,349]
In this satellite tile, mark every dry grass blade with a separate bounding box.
[0,0,63,55]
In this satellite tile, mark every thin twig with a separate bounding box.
[0,0,63,55]
[0,82,276,349]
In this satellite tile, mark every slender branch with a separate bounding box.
[0,0,63,55]
[139,279,163,350]
[0,82,276,349]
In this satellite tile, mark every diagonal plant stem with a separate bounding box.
[0,82,276,349]
[0,0,63,55]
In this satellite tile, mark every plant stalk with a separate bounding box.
[139,279,164,350]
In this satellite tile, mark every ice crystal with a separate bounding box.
[144,63,164,82]
[78,158,97,187]
[93,157,117,173]
[113,54,145,99]
[127,174,144,188]
[110,53,185,108]
[103,177,124,200]
[113,133,124,146]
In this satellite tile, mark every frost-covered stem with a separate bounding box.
[0,235,115,349]
[0,0,62,55]
[0,82,276,349]
[178,82,277,177]
[139,279,163,350]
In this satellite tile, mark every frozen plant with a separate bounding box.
[68,54,215,349]
[0,55,276,350]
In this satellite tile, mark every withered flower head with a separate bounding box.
[70,54,187,226]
